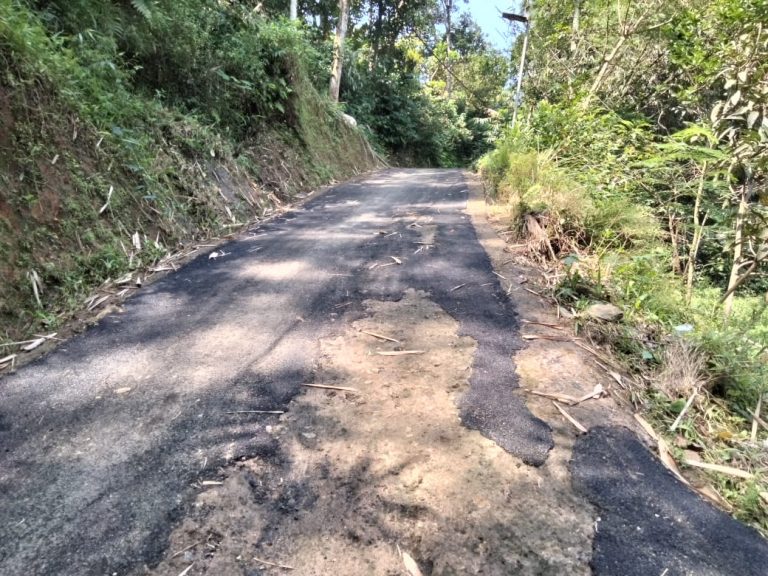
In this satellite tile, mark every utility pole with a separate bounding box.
[503,1,531,128]
[290,0,297,20]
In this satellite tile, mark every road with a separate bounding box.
[1,169,767,575]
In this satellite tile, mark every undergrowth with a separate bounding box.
[0,0,376,341]
[479,106,768,535]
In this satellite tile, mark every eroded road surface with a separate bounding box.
[1,169,767,575]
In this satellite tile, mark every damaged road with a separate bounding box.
[1,169,767,575]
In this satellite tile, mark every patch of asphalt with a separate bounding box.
[571,426,768,575]
[349,172,552,466]
[0,168,550,575]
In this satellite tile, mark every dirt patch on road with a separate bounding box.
[464,174,639,437]
[138,290,594,575]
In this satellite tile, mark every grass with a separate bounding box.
[0,2,378,342]
[479,143,768,536]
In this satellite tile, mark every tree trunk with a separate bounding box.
[290,0,297,20]
[685,163,707,304]
[723,183,748,317]
[567,0,580,98]
[511,18,530,128]
[445,0,453,96]
[329,0,350,103]
[373,0,383,67]
[570,0,580,54]
[669,212,681,275]
[583,9,648,107]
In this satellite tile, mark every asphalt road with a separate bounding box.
[1,169,766,575]
[572,426,768,576]
[0,169,550,575]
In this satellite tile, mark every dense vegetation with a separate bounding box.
[480,0,768,530]
[0,0,510,340]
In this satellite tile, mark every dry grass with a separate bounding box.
[655,339,707,398]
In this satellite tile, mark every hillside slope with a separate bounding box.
[0,1,378,343]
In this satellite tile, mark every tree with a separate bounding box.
[442,0,453,95]
[329,0,350,102]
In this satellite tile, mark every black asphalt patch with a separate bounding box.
[0,169,550,575]
[571,426,768,575]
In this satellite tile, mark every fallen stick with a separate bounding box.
[573,384,605,405]
[599,365,627,389]
[19,332,57,351]
[450,283,467,292]
[734,405,768,433]
[553,401,588,433]
[697,484,733,512]
[226,410,284,415]
[752,411,768,433]
[98,185,114,214]
[360,330,400,343]
[492,271,508,280]
[525,389,582,404]
[634,413,659,441]
[400,550,423,576]
[634,414,691,485]
[375,350,425,356]
[21,337,47,352]
[0,354,17,367]
[521,334,574,342]
[1,338,46,348]
[171,541,202,559]
[521,319,565,330]
[572,340,621,370]
[302,383,358,392]
[751,395,763,442]
[670,387,699,432]
[522,287,546,298]
[658,437,690,486]
[252,556,295,570]
[87,294,110,311]
[683,459,753,480]
[177,564,194,576]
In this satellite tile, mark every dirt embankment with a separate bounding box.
[0,76,378,350]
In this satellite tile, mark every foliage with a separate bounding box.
[335,0,510,166]
[0,0,373,339]
[481,0,768,530]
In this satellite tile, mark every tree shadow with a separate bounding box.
[0,168,553,575]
